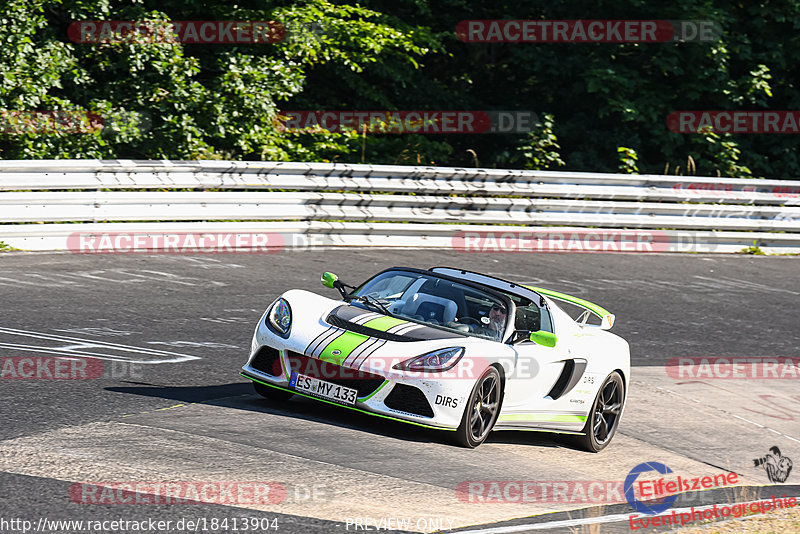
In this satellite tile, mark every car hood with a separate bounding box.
[271,289,507,376]
[326,304,466,342]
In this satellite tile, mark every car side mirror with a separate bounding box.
[529,330,557,348]
[321,272,338,289]
[321,271,350,298]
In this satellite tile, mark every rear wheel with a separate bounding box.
[253,381,294,402]
[454,366,502,448]
[574,371,624,452]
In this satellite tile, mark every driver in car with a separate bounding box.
[475,303,507,341]
[489,303,507,337]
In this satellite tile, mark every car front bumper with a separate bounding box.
[242,338,476,431]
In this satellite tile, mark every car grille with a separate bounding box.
[285,352,385,399]
[383,384,434,418]
[250,346,283,377]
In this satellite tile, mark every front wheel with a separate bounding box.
[574,371,624,452]
[253,381,294,402]
[453,366,502,448]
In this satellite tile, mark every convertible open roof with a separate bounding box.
[428,266,545,304]
[429,266,615,330]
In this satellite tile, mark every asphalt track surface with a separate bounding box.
[0,249,799,534]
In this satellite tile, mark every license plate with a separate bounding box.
[289,372,358,406]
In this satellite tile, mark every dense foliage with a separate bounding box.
[2,0,798,178]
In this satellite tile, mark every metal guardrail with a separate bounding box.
[1,160,799,254]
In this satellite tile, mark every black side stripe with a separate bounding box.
[306,327,339,356]
[310,328,346,358]
[343,336,382,367]
[353,339,388,370]
[305,327,334,355]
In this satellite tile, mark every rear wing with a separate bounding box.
[523,286,615,330]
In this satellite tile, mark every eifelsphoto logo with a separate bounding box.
[753,446,793,483]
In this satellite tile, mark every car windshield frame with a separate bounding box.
[349,268,514,342]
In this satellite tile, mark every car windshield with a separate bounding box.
[351,270,509,341]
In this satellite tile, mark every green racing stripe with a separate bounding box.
[318,331,369,365]
[362,315,409,331]
[317,314,411,365]
[498,413,587,423]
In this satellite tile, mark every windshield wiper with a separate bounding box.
[351,295,394,317]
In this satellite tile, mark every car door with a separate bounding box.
[502,300,563,402]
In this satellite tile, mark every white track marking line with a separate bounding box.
[0,327,183,351]
[647,381,800,448]
[0,343,191,364]
[0,327,200,363]
[733,415,764,428]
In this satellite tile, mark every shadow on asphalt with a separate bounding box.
[106,381,567,450]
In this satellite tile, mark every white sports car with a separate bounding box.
[241,267,630,451]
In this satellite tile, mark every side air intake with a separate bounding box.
[546,359,588,400]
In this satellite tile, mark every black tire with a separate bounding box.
[253,381,294,402]
[574,371,624,452]
[454,366,502,448]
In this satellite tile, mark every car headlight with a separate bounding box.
[267,298,292,334]
[393,347,465,372]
